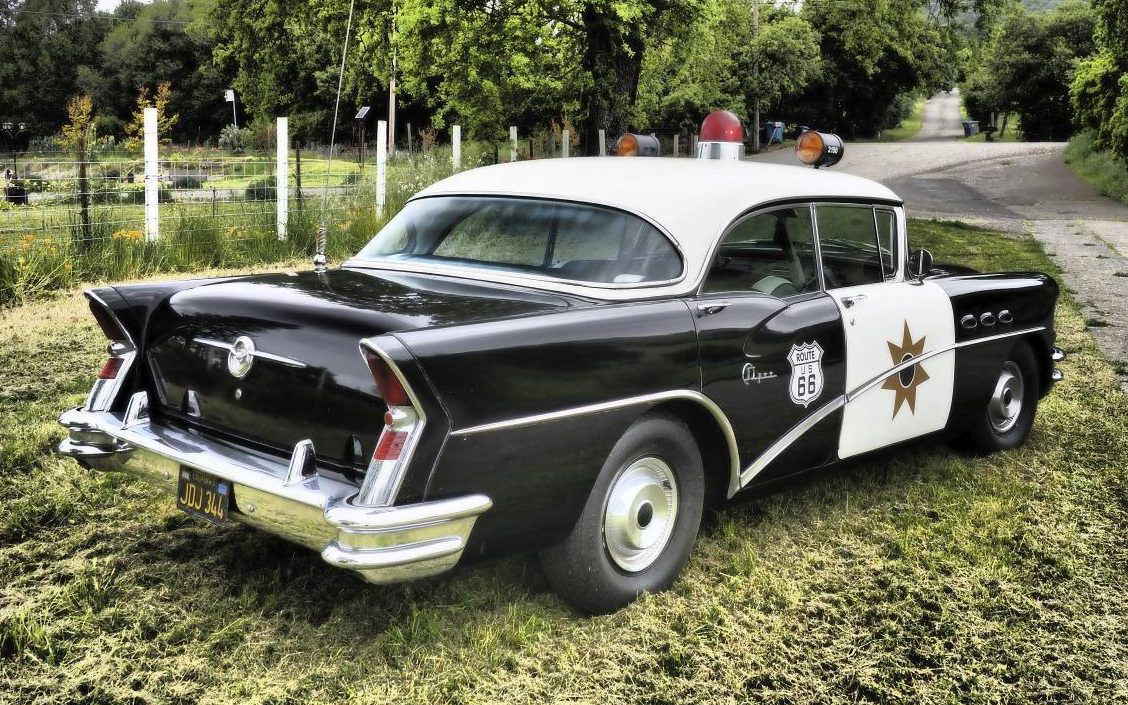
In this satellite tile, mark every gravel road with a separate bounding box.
[750,93,1128,391]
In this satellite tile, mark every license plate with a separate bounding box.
[176,467,231,524]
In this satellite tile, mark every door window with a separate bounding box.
[703,207,820,297]
[816,205,889,288]
[875,208,898,278]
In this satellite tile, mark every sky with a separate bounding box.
[96,0,125,12]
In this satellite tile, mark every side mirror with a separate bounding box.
[908,248,934,282]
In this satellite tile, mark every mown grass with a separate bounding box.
[1065,132,1128,206]
[0,221,1126,703]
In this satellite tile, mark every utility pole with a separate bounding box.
[752,0,760,154]
[388,12,397,156]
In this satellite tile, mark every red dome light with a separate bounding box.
[699,111,743,143]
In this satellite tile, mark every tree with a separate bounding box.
[1071,0,1128,160]
[0,0,107,133]
[60,95,94,248]
[790,0,953,139]
[124,82,180,148]
[966,1,1095,141]
[78,0,229,143]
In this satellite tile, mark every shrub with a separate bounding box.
[245,176,276,201]
[218,124,252,154]
[172,175,203,190]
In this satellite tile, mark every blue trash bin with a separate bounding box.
[962,120,980,137]
[770,122,784,144]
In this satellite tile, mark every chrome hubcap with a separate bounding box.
[989,361,1024,433]
[603,456,678,573]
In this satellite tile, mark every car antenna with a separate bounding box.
[314,0,357,274]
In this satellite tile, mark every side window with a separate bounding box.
[702,207,819,297]
[816,205,886,289]
[875,208,898,278]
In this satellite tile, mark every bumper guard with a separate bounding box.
[57,395,491,585]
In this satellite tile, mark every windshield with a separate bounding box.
[354,196,683,285]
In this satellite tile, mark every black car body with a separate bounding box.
[59,157,1063,612]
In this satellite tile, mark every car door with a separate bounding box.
[695,204,846,488]
[817,204,956,459]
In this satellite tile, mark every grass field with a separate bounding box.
[1,220,1126,703]
[871,97,926,142]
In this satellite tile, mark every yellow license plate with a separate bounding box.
[176,467,231,524]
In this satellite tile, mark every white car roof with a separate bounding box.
[355,157,902,301]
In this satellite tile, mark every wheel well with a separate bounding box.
[1018,334,1052,397]
[649,399,735,507]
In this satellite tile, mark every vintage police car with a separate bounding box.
[58,133,1063,613]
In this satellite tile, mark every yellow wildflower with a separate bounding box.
[64,261,73,273]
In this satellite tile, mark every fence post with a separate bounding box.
[509,126,518,162]
[376,119,388,217]
[562,129,570,158]
[452,125,461,171]
[673,133,679,158]
[143,107,159,241]
[597,129,606,156]
[276,116,288,240]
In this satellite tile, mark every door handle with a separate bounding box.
[697,301,732,316]
[841,294,867,308]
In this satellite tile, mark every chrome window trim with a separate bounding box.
[345,194,688,292]
[699,202,826,299]
[354,338,429,507]
[812,201,902,290]
[451,389,743,498]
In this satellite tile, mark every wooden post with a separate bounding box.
[452,125,461,171]
[509,126,518,162]
[276,116,288,240]
[673,133,680,157]
[143,106,159,241]
[598,129,606,156]
[406,121,413,153]
[294,142,303,210]
[562,129,570,158]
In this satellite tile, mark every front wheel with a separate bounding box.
[539,412,704,614]
[958,340,1040,453]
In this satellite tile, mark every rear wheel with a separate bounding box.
[959,341,1040,452]
[540,412,704,614]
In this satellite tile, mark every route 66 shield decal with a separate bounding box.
[787,341,824,408]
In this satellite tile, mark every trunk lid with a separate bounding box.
[142,268,579,472]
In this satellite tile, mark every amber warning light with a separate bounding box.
[796,130,845,169]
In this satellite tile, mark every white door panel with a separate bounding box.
[829,281,955,458]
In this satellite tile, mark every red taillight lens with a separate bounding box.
[373,430,408,461]
[362,347,410,406]
[97,357,124,379]
[89,300,127,342]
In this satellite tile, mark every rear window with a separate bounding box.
[355,196,683,285]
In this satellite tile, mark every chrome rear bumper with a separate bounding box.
[57,399,491,585]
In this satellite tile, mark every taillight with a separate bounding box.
[357,343,426,506]
[362,347,410,406]
[97,357,124,380]
[84,298,136,412]
[89,300,128,343]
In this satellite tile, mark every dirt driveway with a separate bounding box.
[750,94,1128,391]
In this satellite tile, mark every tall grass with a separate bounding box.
[0,145,488,306]
[1064,131,1128,204]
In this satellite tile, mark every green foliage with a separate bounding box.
[1070,0,1128,161]
[1064,131,1128,205]
[964,1,1096,141]
[634,0,820,131]
[217,124,250,153]
[790,0,955,138]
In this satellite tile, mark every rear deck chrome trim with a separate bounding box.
[192,337,308,368]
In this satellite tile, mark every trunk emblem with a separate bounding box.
[228,336,256,378]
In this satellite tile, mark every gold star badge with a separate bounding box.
[881,322,930,418]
